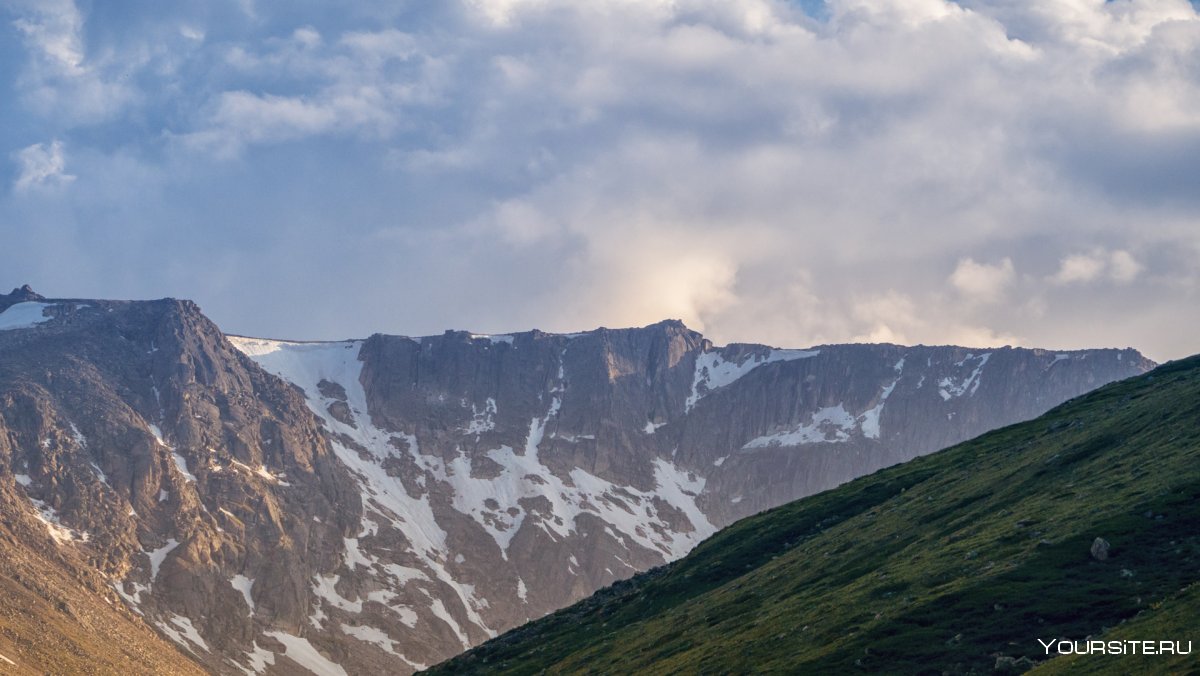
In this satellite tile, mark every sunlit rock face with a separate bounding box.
[0,289,1152,673]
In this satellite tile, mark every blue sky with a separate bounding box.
[1,0,1198,361]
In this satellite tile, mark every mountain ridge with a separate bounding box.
[0,288,1156,673]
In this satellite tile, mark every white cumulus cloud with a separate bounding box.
[1052,249,1144,285]
[949,257,1015,303]
[12,140,75,192]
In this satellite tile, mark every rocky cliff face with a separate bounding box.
[0,288,1154,674]
[0,289,362,673]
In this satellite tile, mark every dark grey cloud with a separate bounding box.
[0,0,1197,361]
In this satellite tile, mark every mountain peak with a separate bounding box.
[0,284,45,312]
[6,284,42,300]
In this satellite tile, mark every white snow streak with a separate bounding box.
[148,539,180,581]
[157,614,209,653]
[264,631,347,676]
[860,356,905,440]
[171,452,196,482]
[230,575,255,611]
[428,598,471,649]
[241,642,275,674]
[938,352,991,400]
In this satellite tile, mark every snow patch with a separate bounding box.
[313,575,362,612]
[938,353,991,400]
[344,537,374,570]
[743,404,857,448]
[464,397,498,435]
[148,424,167,446]
[157,614,208,653]
[148,539,180,581]
[264,631,347,676]
[230,458,289,485]
[230,575,255,611]
[113,579,150,608]
[0,302,55,331]
[428,598,471,649]
[687,348,819,411]
[859,356,905,440]
[69,422,87,448]
[340,623,406,659]
[171,452,196,482]
[90,462,109,486]
[14,474,31,486]
[242,642,275,674]
[30,498,87,544]
[367,590,421,627]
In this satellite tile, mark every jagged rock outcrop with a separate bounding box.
[0,290,1154,673]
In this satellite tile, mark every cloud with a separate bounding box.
[1051,249,1143,285]
[177,27,436,157]
[8,0,83,70]
[4,0,138,124]
[1051,252,1107,284]
[949,257,1015,303]
[0,0,1197,362]
[12,140,75,192]
[1108,249,1144,284]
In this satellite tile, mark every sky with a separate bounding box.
[0,0,1197,362]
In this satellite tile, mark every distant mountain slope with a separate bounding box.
[226,323,1149,670]
[426,355,1200,675]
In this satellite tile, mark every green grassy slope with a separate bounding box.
[1028,582,1199,675]
[427,355,1200,675]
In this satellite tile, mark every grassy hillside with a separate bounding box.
[427,355,1200,675]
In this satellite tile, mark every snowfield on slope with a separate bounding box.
[0,302,56,331]
[229,335,717,669]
